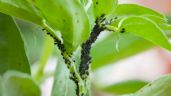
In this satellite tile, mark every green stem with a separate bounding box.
[105,25,118,32]
[64,54,86,95]
[42,20,61,42]
[42,19,85,96]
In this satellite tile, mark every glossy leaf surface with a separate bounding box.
[92,0,118,18]
[15,19,46,64]
[0,0,42,25]
[2,71,41,96]
[112,4,171,30]
[36,0,90,53]
[118,16,171,51]
[133,75,171,96]
[102,80,148,95]
[51,55,76,96]
[114,4,165,18]
[0,13,30,74]
[91,33,152,69]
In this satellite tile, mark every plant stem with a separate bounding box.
[79,15,106,80]
[79,15,109,96]
[42,20,85,96]
[42,20,61,42]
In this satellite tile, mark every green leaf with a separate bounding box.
[87,4,96,28]
[2,71,41,96]
[92,0,118,18]
[91,6,171,69]
[91,22,171,70]
[112,4,171,31]
[133,75,171,96]
[0,0,42,25]
[118,16,171,51]
[114,4,165,18]
[15,19,46,64]
[91,33,152,70]
[36,0,90,53]
[0,13,30,75]
[51,55,76,96]
[102,80,148,95]
[142,15,171,30]
[112,15,171,31]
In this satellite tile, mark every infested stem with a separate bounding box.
[42,20,84,96]
[79,15,109,96]
[105,25,118,32]
[42,15,115,96]
[42,20,61,42]
[79,15,107,80]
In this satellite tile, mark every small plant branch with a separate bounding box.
[79,15,117,96]
[43,16,117,96]
[104,25,118,32]
[56,41,85,96]
[79,15,107,80]
[42,20,84,96]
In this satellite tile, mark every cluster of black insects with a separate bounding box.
[43,14,126,96]
[94,0,126,33]
[79,14,126,80]
[43,28,81,95]
[79,14,107,80]
[45,31,71,65]
[120,28,125,33]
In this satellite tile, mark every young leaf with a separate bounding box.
[114,4,165,18]
[102,80,148,95]
[112,4,171,31]
[112,15,171,31]
[133,75,171,96]
[0,0,42,25]
[35,0,90,53]
[118,16,171,51]
[0,13,30,75]
[2,71,41,96]
[92,0,118,18]
[143,15,171,30]
[51,55,76,96]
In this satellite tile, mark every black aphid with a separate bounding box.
[114,17,118,19]
[47,32,50,35]
[79,14,106,80]
[120,28,126,33]
[42,28,46,31]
